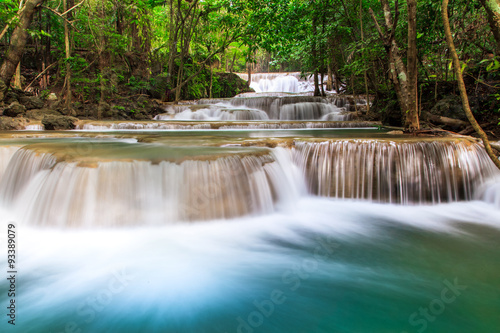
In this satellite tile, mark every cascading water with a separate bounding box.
[2,143,303,227]
[0,146,21,180]
[0,148,56,205]
[150,93,361,124]
[237,72,332,93]
[1,95,500,332]
[294,139,499,204]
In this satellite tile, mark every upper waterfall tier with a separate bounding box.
[236,72,331,93]
[154,95,363,122]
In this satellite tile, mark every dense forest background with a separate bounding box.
[0,0,500,135]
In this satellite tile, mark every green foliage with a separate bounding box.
[127,76,149,93]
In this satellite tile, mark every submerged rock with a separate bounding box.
[42,115,78,130]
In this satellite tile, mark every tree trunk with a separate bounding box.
[370,0,418,131]
[209,64,213,99]
[14,64,22,89]
[166,0,179,87]
[360,0,370,114]
[405,0,419,131]
[479,0,500,53]
[320,71,325,96]
[312,12,321,97]
[41,9,51,90]
[327,61,333,91]
[13,0,25,90]
[0,0,45,102]
[442,0,500,170]
[63,0,72,111]
[247,62,251,88]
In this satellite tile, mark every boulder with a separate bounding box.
[25,108,61,120]
[42,114,78,130]
[19,95,44,110]
[0,117,29,130]
[428,96,466,121]
[3,102,27,117]
[4,91,19,105]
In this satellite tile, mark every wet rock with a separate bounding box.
[42,114,78,130]
[3,102,27,117]
[19,95,44,110]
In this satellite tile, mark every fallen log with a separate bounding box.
[426,114,468,129]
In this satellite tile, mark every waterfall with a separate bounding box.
[236,72,333,93]
[279,102,348,120]
[172,106,269,121]
[0,148,56,205]
[294,139,500,204]
[152,96,358,122]
[1,136,498,228]
[0,146,21,180]
[250,75,300,93]
[7,147,303,227]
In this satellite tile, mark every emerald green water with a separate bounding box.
[1,200,499,333]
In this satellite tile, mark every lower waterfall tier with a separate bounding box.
[0,134,498,227]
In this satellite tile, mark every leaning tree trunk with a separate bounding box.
[479,0,500,53]
[0,0,45,102]
[442,0,500,170]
